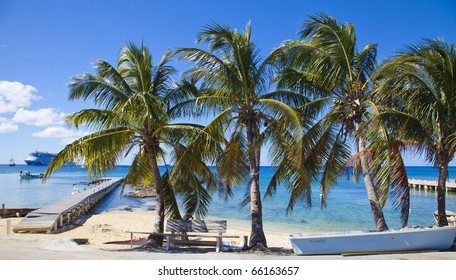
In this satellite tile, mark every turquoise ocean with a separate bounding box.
[1,164,455,234]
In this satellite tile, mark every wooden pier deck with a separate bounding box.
[12,177,123,233]
[409,179,456,192]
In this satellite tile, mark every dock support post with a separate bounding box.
[6,219,11,235]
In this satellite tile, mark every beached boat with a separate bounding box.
[19,171,44,179]
[434,210,456,226]
[289,226,456,255]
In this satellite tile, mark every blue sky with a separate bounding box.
[0,0,455,166]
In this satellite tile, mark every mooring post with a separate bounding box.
[6,219,11,235]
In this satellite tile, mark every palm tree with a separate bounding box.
[274,14,410,231]
[176,22,309,248]
[375,39,456,226]
[44,42,215,246]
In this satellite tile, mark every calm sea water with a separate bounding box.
[1,164,455,233]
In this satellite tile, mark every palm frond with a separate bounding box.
[68,73,129,110]
[180,178,212,220]
[176,47,241,90]
[261,90,311,107]
[366,102,411,225]
[216,126,249,191]
[169,94,237,119]
[299,13,355,82]
[44,127,134,180]
[257,98,303,140]
[319,129,351,208]
[162,171,183,220]
[122,148,153,194]
[65,109,119,130]
[357,44,378,84]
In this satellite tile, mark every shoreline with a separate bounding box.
[2,166,456,233]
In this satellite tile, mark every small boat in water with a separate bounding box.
[9,156,15,166]
[19,170,44,179]
[289,226,456,255]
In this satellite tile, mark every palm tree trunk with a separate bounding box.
[437,154,449,226]
[357,128,389,231]
[147,146,165,247]
[246,120,267,247]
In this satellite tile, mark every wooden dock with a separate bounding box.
[409,179,456,192]
[12,177,123,233]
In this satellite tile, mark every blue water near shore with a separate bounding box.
[1,164,455,233]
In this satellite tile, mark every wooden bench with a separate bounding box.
[128,220,240,252]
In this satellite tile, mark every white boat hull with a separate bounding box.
[290,226,456,255]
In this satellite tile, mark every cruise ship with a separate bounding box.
[24,151,55,166]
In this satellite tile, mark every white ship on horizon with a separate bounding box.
[24,150,55,166]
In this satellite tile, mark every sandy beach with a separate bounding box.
[0,208,455,261]
[0,208,296,260]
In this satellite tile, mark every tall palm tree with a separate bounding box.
[375,39,456,226]
[274,14,410,231]
[176,22,309,248]
[44,42,215,246]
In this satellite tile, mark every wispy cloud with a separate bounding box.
[32,126,90,144]
[0,117,18,133]
[12,108,65,126]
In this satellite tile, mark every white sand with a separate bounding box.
[0,208,291,248]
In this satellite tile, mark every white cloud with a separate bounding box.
[32,126,90,144]
[0,81,41,114]
[12,108,65,126]
[0,117,18,133]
